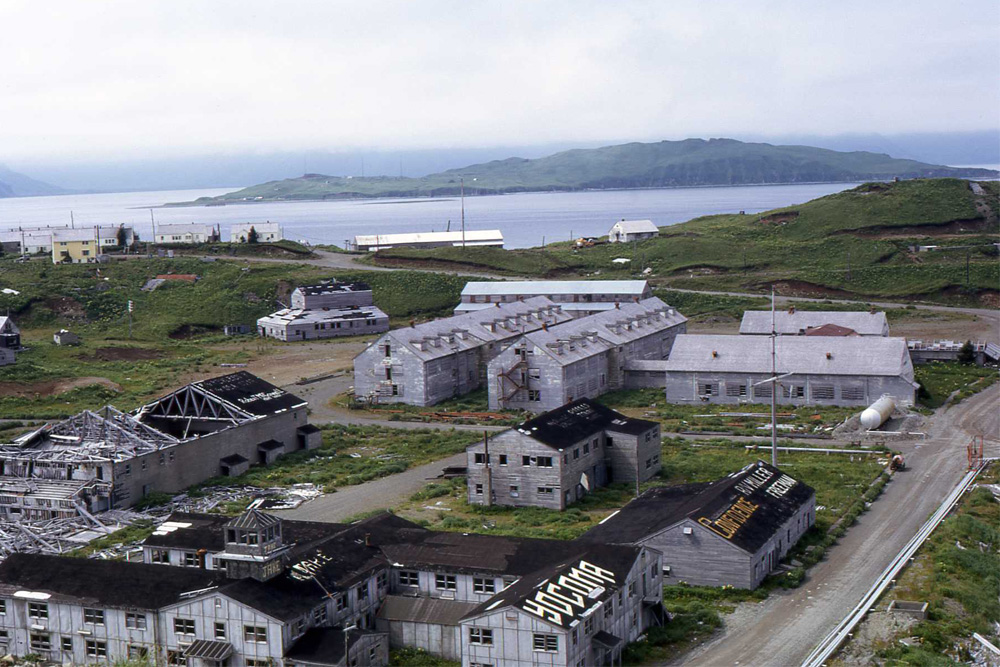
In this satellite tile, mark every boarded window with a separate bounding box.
[698,383,718,396]
[754,384,773,399]
[726,384,747,398]
[812,385,835,400]
[842,386,865,401]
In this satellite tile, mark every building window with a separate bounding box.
[214,622,226,640]
[336,594,347,611]
[174,618,195,635]
[399,570,419,587]
[474,452,488,465]
[149,548,169,564]
[498,454,507,465]
[0,600,5,615]
[842,386,864,401]
[167,650,187,666]
[357,583,369,601]
[754,384,773,399]
[726,383,748,398]
[468,628,493,645]
[183,552,198,567]
[28,602,48,619]
[86,640,107,659]
[474,484,483,495]
[698,382,719,397]
[533,633,558,652]
[645,458,652,469]
[537,487,554,495]
[783,385,805,399]
[628,582,636,597]
[83,607,104,625]
[528,389,541,401]
[604,600,614,618]
[473,577,495,594]
[537,456,553,468]
[128,645,149,660]
[584,616,594,635]
[435,574,457,590]
[30,633,51,652]
[125,612,147,630]
[522,455,531,466]
[244,625,268,644]
[509,485,519,497]
[583,443,590,454]
[573,448,580,459]
[61,636,73,652]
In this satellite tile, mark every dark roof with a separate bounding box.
[196,371,306,416]
[0,553,222,610]
[143,512,343,552]
[462,542,643,629]
[258,439,285,451]
[592,630,623,649]
[220,454,249,465]
[297,424,322,434]
[381,530,598,577]
[581,461,815,555]
[285,627,376,666]
[220,577,323,621]
[516,399,657,448]
[804,323,859,336]
[377,596,479,625]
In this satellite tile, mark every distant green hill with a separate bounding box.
[174,138,998,204]
[368,178,1000,306]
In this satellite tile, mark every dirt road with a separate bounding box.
[677,383,1000,667]
[271,451,468,523]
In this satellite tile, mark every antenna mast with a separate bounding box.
[460,177,466,248]
[771,286,778,467]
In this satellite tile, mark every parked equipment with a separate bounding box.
[890,454,906,471]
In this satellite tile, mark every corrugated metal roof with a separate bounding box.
[740,311,888,336]
[378,296,573,362]
[460,280,649,296]
[610,219,658,234]
[184,640,233,661]
[353,229,503,246]
[377,595,479,625]
[661,334,913,377]
[520,297,687,366]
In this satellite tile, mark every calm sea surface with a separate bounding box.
[0,183,863,249]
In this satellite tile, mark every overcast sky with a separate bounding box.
[2,0,997,164]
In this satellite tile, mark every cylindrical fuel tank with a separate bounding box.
[860,395,896,430]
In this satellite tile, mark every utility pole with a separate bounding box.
[149,209,156,248]
[70,211,75,229]
[770,287,777,467]
[460,177,466,248]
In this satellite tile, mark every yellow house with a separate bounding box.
[51,228,102,264]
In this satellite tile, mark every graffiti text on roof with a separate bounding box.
[520,560,616,627]
[699,496,759,540]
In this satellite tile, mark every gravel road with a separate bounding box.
[676,383,1000,667]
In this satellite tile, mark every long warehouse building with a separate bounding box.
[455,280,653,317]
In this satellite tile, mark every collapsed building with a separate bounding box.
[353,297,573,406]
[487,297,687,412]
[0,372,320,522]
[0,510,663,667]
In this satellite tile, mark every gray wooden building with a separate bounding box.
[739,309,890,336]
[466,399,661,510]
[582,461,815,589]
[655,334,917,407]
[0,507,664,666]
[454,280,653,317]
[608,219,659,243]
[353,297,573,406]
[487,297,687,412]
[290,281,374,310]
[257,306,389,341]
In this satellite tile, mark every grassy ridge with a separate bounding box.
[369,179,999,303]
[179,139,997,202]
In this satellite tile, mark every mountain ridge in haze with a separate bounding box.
[180,137,998,203]
[0,165,66,198]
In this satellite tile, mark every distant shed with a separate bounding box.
[608,219,659,243]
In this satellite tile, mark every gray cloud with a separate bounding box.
[2,0,997,163]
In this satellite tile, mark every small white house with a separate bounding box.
[154,223,218,245]
[609,219,659,243]
[231,222,283,243]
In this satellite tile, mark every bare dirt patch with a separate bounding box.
[0,376,121,398]
[240,339,370,387]
[766,280,857,299]
[836,216,994,239]
[45,296,87,319]
[757,211,800,225]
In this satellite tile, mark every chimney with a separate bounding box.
[495,302,501,308]
[615,302,620,309]
[712,350,718,358]
[542,322,548,331]
[788,306,795,315]
[826,352,832,359]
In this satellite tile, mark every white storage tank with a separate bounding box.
[860,395,896,430]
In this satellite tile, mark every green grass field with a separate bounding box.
[368,179,999,304]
